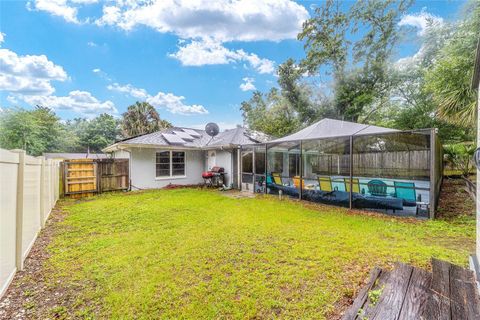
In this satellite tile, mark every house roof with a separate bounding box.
[104,126,269,152]
[43,152,108,160]
[472,37,480,90]
[268,118,398,143]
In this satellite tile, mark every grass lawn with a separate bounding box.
[43,189,474,319]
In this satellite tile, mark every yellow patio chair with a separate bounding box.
[345,178,360,193]
[272,173,283,185]
[318,176,333,192]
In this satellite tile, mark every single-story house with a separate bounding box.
[104,118,442,218]
[103,126,269,189]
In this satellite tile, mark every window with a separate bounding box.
[156,151,186,178]
[172,151,185,176]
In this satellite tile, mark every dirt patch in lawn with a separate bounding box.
[0,203,95,320]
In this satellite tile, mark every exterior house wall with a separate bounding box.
[129,148,205,189]
[113,149,130,159]
[213,149,233,186]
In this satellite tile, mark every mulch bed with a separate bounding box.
[436,177,475,219]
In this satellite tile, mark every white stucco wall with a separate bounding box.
[113,149,130,159]
[213,149,233,186]
[128,148,205,189]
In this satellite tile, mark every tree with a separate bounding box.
[299,0,413,121]
[74,114,120,152]
[120,102,171,138]
[241,89,299,137]
[0,106,65,156]
[277,59,319,126]
[425,1,480,127]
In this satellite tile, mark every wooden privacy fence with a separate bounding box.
[312,150,431,179]
[62,158,129,198]
[0,148,60,298]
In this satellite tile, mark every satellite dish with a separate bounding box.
[205,122,220,137]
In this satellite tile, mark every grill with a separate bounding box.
[202,166,225,187]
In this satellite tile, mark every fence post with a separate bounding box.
[39,156,46,228]
[12,149,25,271]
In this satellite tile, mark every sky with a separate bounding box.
[0,0,468,130]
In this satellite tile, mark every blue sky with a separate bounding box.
[0,0,467,130]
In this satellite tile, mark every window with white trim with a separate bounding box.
[156,151,185,177]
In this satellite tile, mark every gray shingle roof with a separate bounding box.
[113,126,269,149]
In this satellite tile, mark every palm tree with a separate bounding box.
[426,2,479,127]
[120,102,171,138]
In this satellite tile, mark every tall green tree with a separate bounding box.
[120,102,171,138]
[66,114,120,152]
[0,106,65,156]
[425,1,480,127]
[299,0,413,121]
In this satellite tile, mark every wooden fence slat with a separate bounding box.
[62,158,129,198]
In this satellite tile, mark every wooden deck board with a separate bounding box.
[357,269,392,319]
[344,259,480,320]
[367,263,413,320]
[342,267,382,320]
[398,267,432,320]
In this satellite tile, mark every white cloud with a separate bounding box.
[0,48,68,95]
[92,68,101,73]
[0,47,115,116]
[0,32,5,45]
[107,82,149,99]
[147,92,208,115]
[95,0,309,42]
[19,90,117,114]
[239,77,256,91]
[399,11,443,36]
[96,5,122,26]
[170,38,275,74]
[107,82,208,115]
[87,41,97,47]
[28,0,80,24]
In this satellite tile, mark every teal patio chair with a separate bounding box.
[393,181,417,202]
[367,180,388,197]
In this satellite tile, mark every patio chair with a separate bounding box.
[318,176,333,192]
[367,180,388,197]
[293,176,305,189]
[272,173,284,185]
[345,178,360,193]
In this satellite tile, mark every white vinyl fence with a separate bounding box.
[0,148,60,298]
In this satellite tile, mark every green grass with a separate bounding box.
[47,189,474,319]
